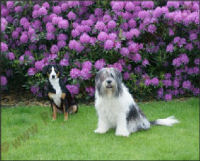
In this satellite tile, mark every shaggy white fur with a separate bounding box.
[94,68,179,137]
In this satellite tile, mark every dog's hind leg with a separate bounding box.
[115,114,130,137]
[69,105,78,114]
[62,93,69,121]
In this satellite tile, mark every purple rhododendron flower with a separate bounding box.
[57,40,66,49]
[50,44,59,54]
[151,77,159,86]
[80,33,91,44]
[95,8,103,16]
[70,68,81,79]
[172,58,181,67]
[189,33,197,41]
[142,59,149,67]
[165,93,172,101]
[182,80,191,89]
[141,1,154,9]
[58,19,69,29]
[42,2,50,9]
[6,52,15,60]
[120,47,129,57]
[173,79,180,88]
[71,29,80,38]
[112,2,124,11]
[163,80,172,88]
[194,58,200,65]
[53,6,61,15]
[108,62,123,72]
[82,61,92,70]
[1,42,8,52]
[107,20,116,29]
[15,6,23,13]
[66,84,79,95]
[35,60,45,71]
[192,88,200,96]
[166,43,174,53]
[145,79,151,86]
[95,21,106,31]
[125,2,135,11]
[86,86,95,96]
[132,53,141,62]
[157,88,163,98]
[148,24,157,33]
[165,73,171,79]
[60,59,69,66]
[0,76,7,86]
[46,32,55,40]
[180,53,189,64]
[97,32,108,41]
[31,85,39,94]
[108,33,117,41]
[20,33,29,43]
[12,31,19,39]
[103,14,111,23]
[80,68,92,80]
[38,7,47,16]
[123,72,130,80]
[57,33,67,41]
[67,11,76,20]
[28,67,37,76]
[94,59,106,70]
[104,40,114,50]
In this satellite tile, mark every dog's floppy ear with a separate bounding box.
[95,69,103,83]
[42,65,49,75]
[57,65,63,74]
[113,68,122,82]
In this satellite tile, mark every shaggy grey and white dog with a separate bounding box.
[94,67,179,137]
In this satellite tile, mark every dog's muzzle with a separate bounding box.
[106,80,113,88]
[51,75,56,79]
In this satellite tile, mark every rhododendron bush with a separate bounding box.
[1,1,199,101]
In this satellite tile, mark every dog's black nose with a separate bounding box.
[52,75,55,79]
[107,80,112,84]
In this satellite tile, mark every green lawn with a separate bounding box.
[1,97,199,160]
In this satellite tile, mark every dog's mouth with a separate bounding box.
[106,85,113,89]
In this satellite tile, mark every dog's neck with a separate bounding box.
[49,78,62,94]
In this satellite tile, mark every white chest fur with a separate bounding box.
[49,78,62,107]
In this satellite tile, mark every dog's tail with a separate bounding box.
[150,116,179,126]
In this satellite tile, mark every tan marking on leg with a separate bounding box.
[52,104,57,121]
[64,112,68,121]
[61,93,66,100]
[48,92,54,99]
[63,102,68,121]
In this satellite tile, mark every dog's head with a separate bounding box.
[42,64,63,80]
[95,67,122,97]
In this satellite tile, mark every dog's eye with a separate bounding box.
[111,73,114,78]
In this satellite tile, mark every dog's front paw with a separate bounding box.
[115,130,130,137]
[94,128,107,134]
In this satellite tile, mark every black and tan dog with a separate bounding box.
[42,64,78,121]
